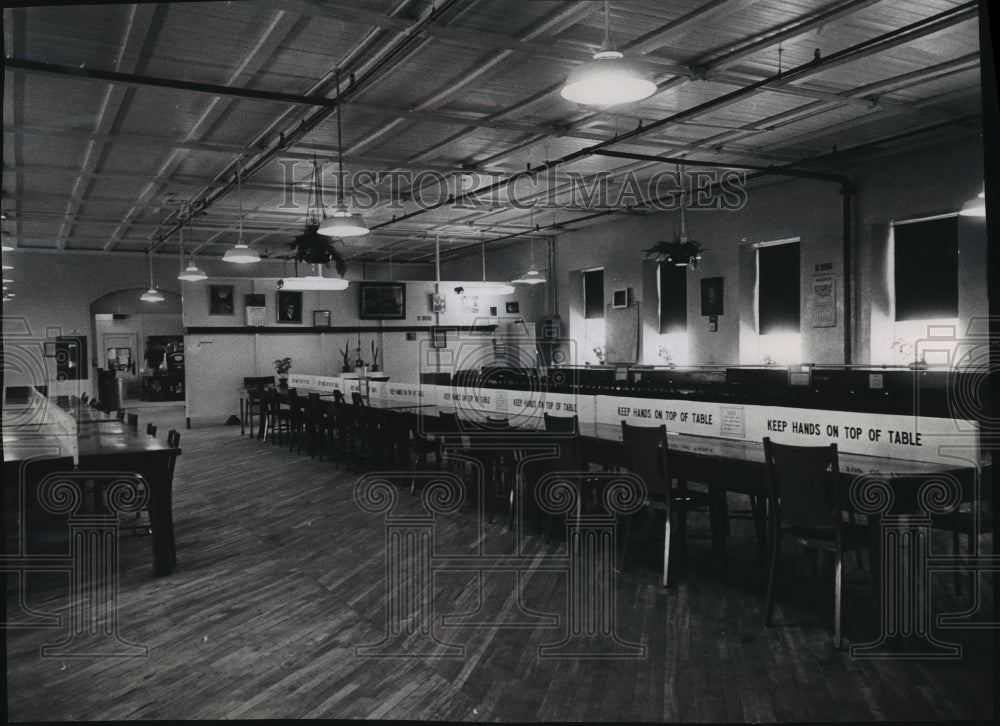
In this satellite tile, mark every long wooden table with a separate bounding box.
[3,395,182,576]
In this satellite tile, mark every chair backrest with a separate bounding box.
[351,391,366,407]
[167,429,181,448]
[543,413,578,434]
[243,375,275,389]
[146,423,157,436]
[117,409,126,420]
[126,413,139,431]
[81,392,90,403]
[762,437,840,530]
[6,455,77,554]
[621,421,670,500]
[332,389,345,405]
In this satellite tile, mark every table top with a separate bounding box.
[3,396,180,464]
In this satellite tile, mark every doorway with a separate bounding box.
[90,289,183,404]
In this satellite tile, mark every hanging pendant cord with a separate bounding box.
[336,69,344,209]
[236,158,245,243]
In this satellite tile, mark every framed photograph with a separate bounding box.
[209,284,235,316]
[359,281,406,319]
[505,301,520,314]
[313,310,331,327]
[431,326,447,349]
[611,288,629,308]
[701,277,724,316]
[276,290,303,323]
[431,292,446,313]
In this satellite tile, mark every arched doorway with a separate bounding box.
[90,288,183,405]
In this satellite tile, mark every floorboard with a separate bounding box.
[5,404,997,721]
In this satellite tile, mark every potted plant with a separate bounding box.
[273,357,292,386]
[288,160,348,280]
[339,343,353,373]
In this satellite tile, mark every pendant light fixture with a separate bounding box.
[561,1,656,106]
[959,187,986,217]
[223,159,261,263]
[463,232,515,295]
[318,70,369,237]
[512,207,546,285]
[177,202,207,281]
[140,245,164,303]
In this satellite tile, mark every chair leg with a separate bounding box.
[834,547,844,650]
[953,526,961,595]
[765,532,780,626]
[662,510,672,588]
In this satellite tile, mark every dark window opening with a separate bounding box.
[758,242,800,334]
[893,216,959,321]
[658,262,687,333]
[584,269,604,319]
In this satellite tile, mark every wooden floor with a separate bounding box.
[5,405,997,721]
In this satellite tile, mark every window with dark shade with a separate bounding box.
[893,216,958,321]
[758,242,800,334]
[584,268,604,319]
[658,262,687,333]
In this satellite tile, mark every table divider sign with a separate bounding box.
[595,395,978,466]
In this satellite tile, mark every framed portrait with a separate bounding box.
[431,292,446,313]
[505,301,519,314]
[359,282,406,319]
[313,310,331,327]
[701,277,724,316]
[209,284,235,316]
[611,288,629,309]
[276,290,303,323]
[431,326,447,349]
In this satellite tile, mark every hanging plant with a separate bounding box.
[288,157,347,276]
[289,223,347,276]
[644,237,704,268]
[645,163,705,269]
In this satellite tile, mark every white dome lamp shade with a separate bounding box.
[512,209,547,285]
[140,246,164,303]
[959,187,986,217]
[318,70,369,238]
[561,2,656,106]
[177,203,208,281]
[223,160,261,263]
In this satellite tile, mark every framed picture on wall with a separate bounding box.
[313,310,331,327]
[701,277,724,316]
[359,282,406,319]
[505,301,519,314]
[277,290,303,323]
[209,284,235,315]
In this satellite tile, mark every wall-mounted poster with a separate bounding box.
[277,290,303,323]
[431,292,446,313]
[313,310,331,327]
[700,277,723,316]
[505,301,520,314]
[245,293,266,326]
[209,284,235,316]
[812,276,836,327]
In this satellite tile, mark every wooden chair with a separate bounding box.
[264,388,294,446]
[931,478,994,594]
[620,421,727,587]
[762,437,869,649]
[245,384,266,439]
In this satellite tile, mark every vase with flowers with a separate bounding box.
[273,357,292,387]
